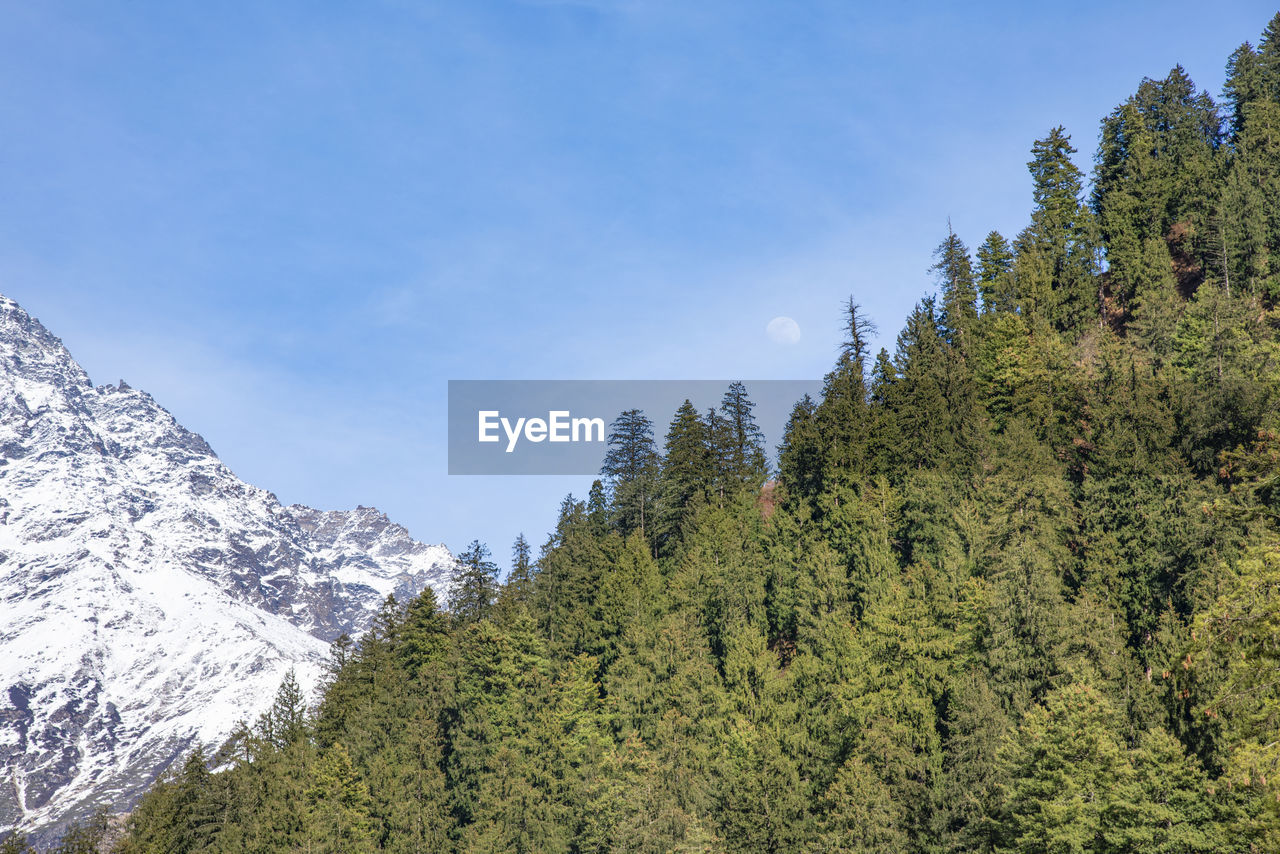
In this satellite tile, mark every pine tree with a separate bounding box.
[976,230,1016,314]
[816,298,876,484]
[976,425,1075,712]
[992,683,1134,853]
[586,479,610,536]
[448,616,566,852]
[1016,126,1099,332]
[1127,237,1183,368]
[166,747,222,853]
[1193,543,1280,843]
[1224,42,1263,142]
[992,682,1229,853]
[1172,282,1272,472]
[882,297,975,472]
[709,382,769,498]
[718,720,811,851]
[777,394,822,502]
[657,399,712,553]
[939,673,1011,853]
[1259,12,1280,101]
[1222,98,1280,299]
[303,741,378,853]
[450,540,500,624]
[1094,66,1219,314]
[813,755,908,853]
[397,586,448,677]
[0,835,33,854]
[497,533,535,615]
[933,223,978,346]
[48,811,110,854]
[602,409,661,543]
[264,668,309,749]
[972,313,1056,435]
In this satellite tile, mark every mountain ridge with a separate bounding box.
[0,293,455,840]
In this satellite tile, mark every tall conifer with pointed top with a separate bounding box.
[449,540,499,625]
[1016,126,1099,332]
[817,298,876,482]
[712,381,769,495]
[657,399,711,553]
[602,408,660,543]
[933,224,978,346]
[778,394,822,502]
[976,230,1016,314]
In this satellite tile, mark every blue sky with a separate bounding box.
[2,1,1276,568]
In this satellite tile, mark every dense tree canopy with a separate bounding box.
[38,12,1280,854]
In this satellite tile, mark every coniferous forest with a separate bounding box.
[25,12,1280,854]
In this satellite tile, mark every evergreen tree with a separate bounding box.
[976,425,1075,712]
[263,668,308,750]
[976,230,1016,314]
[708,382,769,498]
[777,394,822,503]
[586,479,610,536]
[303,741,378,853]
[1224,41,1263,142]
[992,683,1134,854]
[883,297,977,472]
[48,811,110,854]
[1221,98,1280,299]
[933,223,979,346]
[602,409,661,543]
[657,399,712,553]
[450,540,500,624]
[496,532,535,616]
[167,747,222,852]
[993,683,1228,854]
[816,298,876,482]
[0,835,33,854]
[1259,13,1280,102]
[1094,66,1219,314]
[1193,543,1280,843]
[814,756,908,853]
[1016,126,1099,332]
[1127,237,1183,368]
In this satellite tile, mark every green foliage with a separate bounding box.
[1016,126,1100,333]
[1093,66,1219,314]
[881,297,979,474]
[449,540,500,624]
[934,224,979,346]
[710,382,769,499]
[816,298,875,484]
[993,683,1229,854]
[0,835,34,854]
[603,409,661,543]
[777,393,822,503]
[1192,543,1280,844]
[658,399,713,553]
[112,15,1280,853]
[47,812,110,854]
[977,230,1016,315]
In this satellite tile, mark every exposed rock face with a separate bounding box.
[0,294,455,840]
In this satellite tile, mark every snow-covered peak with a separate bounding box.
[288,504,455,603]
[0,294,456,841]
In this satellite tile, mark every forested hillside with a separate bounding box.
[25,12,1280,854]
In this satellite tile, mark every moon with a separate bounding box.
[766,316,801,345]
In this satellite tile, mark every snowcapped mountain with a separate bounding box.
[0,294,456,840]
